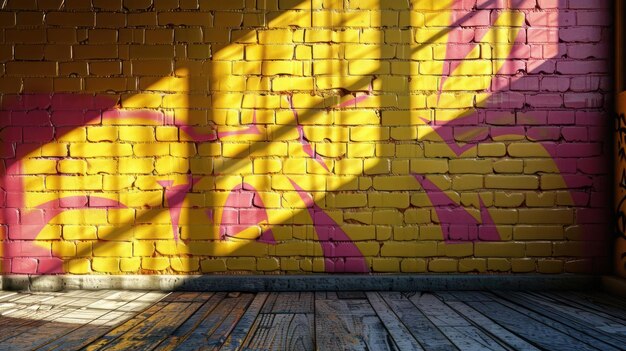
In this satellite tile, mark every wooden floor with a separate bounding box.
[0,290,625,350]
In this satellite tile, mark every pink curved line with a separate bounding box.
[284,95,329,171]
[288,178,368,273]
[412,174,500,242]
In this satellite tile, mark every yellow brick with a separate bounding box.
[344,211,372,224]
[400,259,427,272]
[508,143,551,157]
[428,259,457,272]
[381,242,437,257]
[92,257,120,273]
[459,258,487,273]
[171,258,199,272]
[452,175,483,190]
[22,159,57,175]
[518,209,573,224]
[382,110,430,126]
[52,241,76,257]
[57,159,87,174]
[334,159,363,175]
[488,258,511,272]
[525,242,552,257]
[134,143,169,156]
[449,159,492,174]
[390,127,418,140]
[118,126,155,142]
[226,258,256,271]
[87,126,118,142]
[404,209,430,224]
[564,259,594,273]
[493,159,523,173]
[511,258,536,273]
[372,176,420,190]
[120,257,141,272]
[526,192,555,207]
[103,175,134,190]
[155,156,189,174]
[441,76,492,91]
[93,241,132,257]
[494,192,524,207]
[475,242,524,257]
[142,257,170,271]
[410,159,448,173]
[372,210,403,224]
[424,143,477,158]
[368,193,409,208]
[70,143,132,157]
[439,243,473,257]
[65,258,91,274]
[350,126,389,141]
[63,226,97,240]
[332,193,367,208]
[257,257,280,271]
[373,258,399,272]
[514,225,563,240]
[485,175,538,190]
[201,259,227,272]
[538,260,563,274]
[478,143,506,157]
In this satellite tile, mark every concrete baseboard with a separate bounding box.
[1,274,600,292]
[602,275,626,297]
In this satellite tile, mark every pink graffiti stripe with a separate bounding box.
[284,95,330,171]
[158,175,201,242]
[413,174,500,242]
[220,183,276,243]
[288,178,368,273]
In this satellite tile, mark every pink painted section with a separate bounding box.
[158,175,201,242]
[288,178,368,273]
[220,183,275,244]
[413,174,500,242]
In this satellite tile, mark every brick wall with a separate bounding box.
[0,0,613,275]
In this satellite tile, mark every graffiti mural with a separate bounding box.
[0,0,612,274]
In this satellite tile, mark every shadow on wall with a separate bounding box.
[0,0,612,276]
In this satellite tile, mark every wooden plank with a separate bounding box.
[203,293,254,350]
[97,299,206,351]
[152,293,225,351]
[171,294,251,351]
[547,291,626,321]
[242,314,314,351]
[35,292,160,351]
[486,292,618,351]
[316,297,398,351]
[493,291,625,350]
[408,293,508,351]
[441,296,541,351]
[0,292,17,301]
[380,292,459,351]
[261,292,314,314]
[84,293,180,351]
[366,292,423,350]
[220,292,268,351]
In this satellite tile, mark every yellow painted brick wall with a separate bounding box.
[0,0,612,275]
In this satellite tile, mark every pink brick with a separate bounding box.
[11,257,38,274]
[450,0,477,9]
[51,110,89,126]
[590,192,608,207]
[12,110,49,126]
[552,158,578,173]
[509,0,538,8]
[576,208,608,224]
[59,195,88,208]
[560,175,594,188]
[577,157,608,175]
[556,143,602,157]
[562,127,588,141]
[476,0,507,9]
[569,0,610,9]
[239,208,267,224]
[563,93,603,108]
[447,29,475,43]
[38,257,63,274]
[556,60,608,74]
[510,76,539,91]
[540,77,569,92]
[0,208,19,224]
[484,92,525,108]
[507,44,531,59]
[4,241,50,257]
[576,11,612,26]
[593,176,609,192]
[20,208,46,224]
[588,127,606,141]
[527,127,560,141]
[0,127,22,142]
[220,208,238,224]
[527,11,575,26]
[452,10,490,26]
[527,59,556,73]
[576,111,606,126]
[537,0,566,9]
[527,28,559,43]
[496,60,525,75]
[559,27,602,43]
[23,126,54,142]
[569,76,600,91]
[475,28,525,43]
[526,93,563,108]
[492,77,509,91]
[22,94,52,109]
[543,44,566,59]
[444,44,480,59]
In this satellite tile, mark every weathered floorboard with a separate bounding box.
[241,313,315,351]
